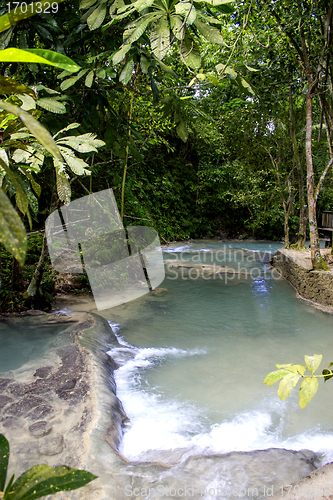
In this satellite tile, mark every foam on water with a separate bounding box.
[107,324,333,464]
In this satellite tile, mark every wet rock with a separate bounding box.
[0,378,12,392]
[28,404,54,420]
[29,421,52,437]
[34,366,53,379]
[38,433,64,456]
[151,287,167,296]
[0,395,13,410]
[131,449,321,500]
[4,395,44,417]
[0,416,23,429]
[57,378,77,392]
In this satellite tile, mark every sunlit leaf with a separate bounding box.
[175,2,196,24]
[5,463,97,500]
[176,118,188,142]
[304,354,322,374]
[299,377,318,409]
[170,14,184,40]
[150,15,170,60]
[58,147,91,175]
[194,0,233,4]
[0,101,62,160]
[0,48,80,73]
[17,94,36,111]
[80,0,97,8]
[263,369,292,386]
[275,363,306,375]
[277,372,301,400]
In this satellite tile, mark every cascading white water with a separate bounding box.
[106,241,333,466]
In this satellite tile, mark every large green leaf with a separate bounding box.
[140,55,152,74]
[5,464,97,500]
[179,34,201,69]
[175,2,196,24]
[112,43,133,64]
[0,434,9,493]
[80,0,97,8]
[60,69,88,91]
[299,377,319,409]
[119,57,135,85]
[194,19,224,45]
[85,70,94,87]
[150,15,170,60]
[58,147,91,175]
[0,101,62,160]
[170,14,184,40]
[109,0,125,14]
[124,13,159,44]
[0,0,67,33]
[37,98,66,114]
[0,48,80,73]
[57,135,104,153]
[87,4,107,30]
[0,187,27,266]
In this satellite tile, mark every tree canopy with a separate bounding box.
[0,0,333,310]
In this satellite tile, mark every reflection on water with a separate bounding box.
[103,241,333,464]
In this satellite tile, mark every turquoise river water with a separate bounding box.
[105,240,333,464]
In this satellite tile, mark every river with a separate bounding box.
[104,240,333,465]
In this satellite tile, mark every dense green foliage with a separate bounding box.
[0,0,332,310]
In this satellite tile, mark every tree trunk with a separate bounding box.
[305,91,324,268]
[26,233,49,298]
[297,177,307,249]
[289,93,307,248]
[284,208,290,248]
